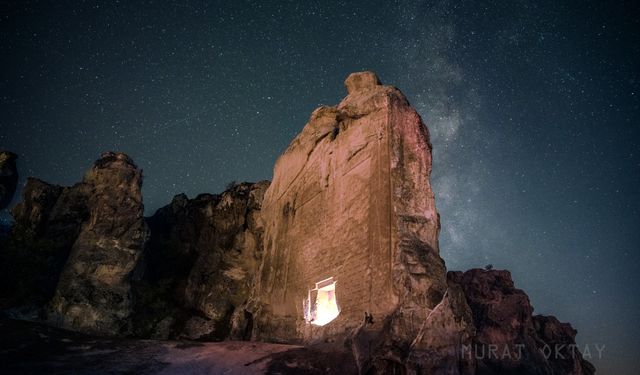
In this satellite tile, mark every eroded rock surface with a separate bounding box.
[247,72,473,373]
[449,269,595,375]
[1,177,88,310]
[0,151,18,209]
[136,181,270,340]
[46,152,149,335]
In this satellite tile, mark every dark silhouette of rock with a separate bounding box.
[0,177,88,310]
[0,151,18,210]
[448,269,595,375]
[134,181,269,340]
[533,315,596,375]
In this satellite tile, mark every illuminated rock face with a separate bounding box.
[247,72,475,372]
[1,153,148,333]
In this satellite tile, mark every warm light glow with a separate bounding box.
[305,277,339,326]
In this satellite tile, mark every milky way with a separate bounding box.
[1,1,638,373]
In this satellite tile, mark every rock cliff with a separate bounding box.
[448,269,595,375]
[135,181,269,340]
[0,73,595,374]
[246,72,474,373]
[1,177,88,310]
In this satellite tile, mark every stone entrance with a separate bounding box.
[305,277,339,326]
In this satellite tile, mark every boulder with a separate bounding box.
[0,178,88,310]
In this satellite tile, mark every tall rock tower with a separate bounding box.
[247,72,474,373]
[48,152,149,335]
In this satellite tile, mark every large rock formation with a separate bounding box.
[0,152,269,339]
[0,73,595,374]
[246,72,474,373]
[0,152,147,333]
[0,151,18,210]
[44,152,148,335]
[449,269,595,375]
[0,177,88,310]
[134,181,269,340]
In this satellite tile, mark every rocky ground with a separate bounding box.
[0,317,356,374]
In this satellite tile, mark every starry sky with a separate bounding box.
[1,1,638,373]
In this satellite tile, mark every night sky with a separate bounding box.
[1,1,638,373]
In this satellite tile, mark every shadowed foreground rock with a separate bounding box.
[0,152,148,335]
[134,181,269,340]
[449,269,595,375]
[0,177,85,310]
[0,151,18,210]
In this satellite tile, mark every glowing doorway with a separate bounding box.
[305,277,339,326]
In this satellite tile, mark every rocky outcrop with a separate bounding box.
[0,151,18,210]
[246,72,474,373]
[448,269,595,375]
[0,73,594,374]
[0,178,88,310]
[1,153,147,331]
[135,181,269,340]
[1,151,268,339]
[44,152,148,335]
[533,315,596,375]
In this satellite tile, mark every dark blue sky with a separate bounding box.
[1,1,638,373]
